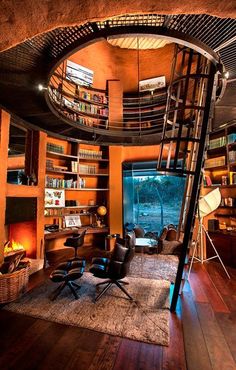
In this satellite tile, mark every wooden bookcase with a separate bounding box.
[44,137,109,251]
[49,73,108,130]
[202,123,236,261]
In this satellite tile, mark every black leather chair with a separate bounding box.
[50,259,85,300]
[89,232,136,302]
[64,229,87,260]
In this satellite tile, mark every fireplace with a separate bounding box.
[7,221,37,259]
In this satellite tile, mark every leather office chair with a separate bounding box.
[89,232,136,302]
[64,229,87,260]
[50,259,85,300]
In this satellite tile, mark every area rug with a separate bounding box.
[4,273,170,346]
[130,254,179,282]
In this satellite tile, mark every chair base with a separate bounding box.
[51,281,81,301]
[95,279,133,302]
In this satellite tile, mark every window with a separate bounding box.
[123,161,186,234]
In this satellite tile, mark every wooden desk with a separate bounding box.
[44,227,109,266]
[44,226,109,240]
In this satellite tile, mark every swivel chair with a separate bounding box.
[50,259,85,300]
[64,228,87,260]
[89,232,136,302]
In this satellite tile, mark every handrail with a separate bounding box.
[46,68,168,136]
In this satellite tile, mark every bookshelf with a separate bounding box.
[44,137,109,230]
[203,124,236,187]
[123,89,167,130]
[48,75,108,130]
[202,123,236,232]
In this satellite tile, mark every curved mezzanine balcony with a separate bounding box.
[46,66,168,139]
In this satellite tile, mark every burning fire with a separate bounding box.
[4,240,25,255]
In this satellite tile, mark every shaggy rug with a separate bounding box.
[4,273,170,346]
[130,254,179,282]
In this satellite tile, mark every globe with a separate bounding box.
[97,206,107,216]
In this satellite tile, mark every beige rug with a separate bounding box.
[4,272,170,346]
[130,254,179,282]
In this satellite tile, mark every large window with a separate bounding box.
[123,161,186,234]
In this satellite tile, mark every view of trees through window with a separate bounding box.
[123,161,186,234]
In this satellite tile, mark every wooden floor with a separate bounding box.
[0,259,235,370]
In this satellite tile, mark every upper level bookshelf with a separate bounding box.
[48,71,109,130]
[123,89,167,130]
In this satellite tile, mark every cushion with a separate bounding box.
[166,228,177,241]
[160,240,182,255]
[112,243,128,262]
[159,227,168,240]
[134,226,145,238]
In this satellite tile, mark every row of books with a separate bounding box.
[47,142,64,154]
[44,208,84,217]
[45,176,78,188]
[76,90,108,105]
[64,98,108,117]
[59,107,108,128]
[208,136,226,149]
[203,172,236,186]
[205,156,225,169]
[208,133,236,150]
[79,149,103,159]
[229,150,236,163]
[79,164,97,174]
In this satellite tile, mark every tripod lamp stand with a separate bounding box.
[188,187,230,279]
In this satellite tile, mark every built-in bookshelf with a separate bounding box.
[48,74,109,130]
[203,124,236,187]
[44,137,109,228]
[202,123,236,232]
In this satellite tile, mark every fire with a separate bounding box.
[4,240,25,255]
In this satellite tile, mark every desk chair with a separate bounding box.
[64,229,87,260]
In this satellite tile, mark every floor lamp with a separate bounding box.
[188,187,230,279]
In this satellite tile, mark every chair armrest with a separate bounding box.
[91,257,110,266]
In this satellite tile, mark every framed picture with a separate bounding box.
[66,60,94,87]
[139,76,166,92]
[64,215,81,228]
[45,189,65,208]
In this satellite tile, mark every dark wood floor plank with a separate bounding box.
[1,255,235,370]
[215,312,236,363]
[181,289,212,370]
[196,303,236,370]
[0,318,54,369]
[112,339,141,370]
[0,310,37,353]
[192,264,230,313]
[39,326,91,370]
[162,309,187,370]
[65,329,106,370]
[88,334,121,370]
[188,270,209,303]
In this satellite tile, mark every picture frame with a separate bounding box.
[139,76,166,92]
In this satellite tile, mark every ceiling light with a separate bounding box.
[38,84,47,91]
[223,71,229,79]
[107,36,170,50]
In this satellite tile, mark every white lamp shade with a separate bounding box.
[198,187,221,218]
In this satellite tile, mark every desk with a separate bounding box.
[44,227,109,240]
[44,227,109,266]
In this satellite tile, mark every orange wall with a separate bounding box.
[7,155,25,169]
[68,40,174,92]
[109,145,160,236]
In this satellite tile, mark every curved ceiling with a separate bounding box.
[0,13,235,145]
[0,1,235,52]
